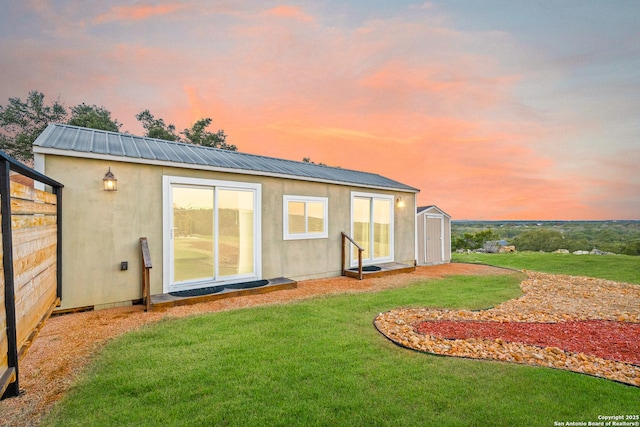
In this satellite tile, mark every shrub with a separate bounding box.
[621,240,640,256]
[511,230,565,252]
[452,229,499,251]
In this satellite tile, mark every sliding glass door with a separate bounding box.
[351,192,393,266]
[164,177,261,293]
[172,185,215,283]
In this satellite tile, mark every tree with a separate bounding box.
[0,91,67,161]
[181,118,236,151]
[302,157,327,166]
[68,103,122,132]
[137,111,237,151]
[452,229,499,251]
[135,109,179,141]
[2,93,237,162]
[511,229,565,252]
[621,240,640,256]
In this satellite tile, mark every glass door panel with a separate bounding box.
[352,197,371,260]
[217,189,255,277]
[352,194,393,265]
[172,186,214,283]
[373,199,391,259]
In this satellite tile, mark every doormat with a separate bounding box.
[169,280,270,297]
[224,279,269,290]
[169,285,225,297]
[349,265,382,272]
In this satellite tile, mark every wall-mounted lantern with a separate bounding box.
[103,167,117,191]
[396,196,405,208]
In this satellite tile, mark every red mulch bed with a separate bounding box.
[415,320,640,365]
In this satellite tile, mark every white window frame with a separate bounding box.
[350,191,394,266]
[163,176,262,293]
[283,195,329,240]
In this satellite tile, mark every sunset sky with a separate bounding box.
[1,1,638,220]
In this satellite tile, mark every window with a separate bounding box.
[283,195,328,240]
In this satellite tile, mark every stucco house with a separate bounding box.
[33,124,419,311]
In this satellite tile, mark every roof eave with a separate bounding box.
[34,146,420,193]
[417,205,451,217]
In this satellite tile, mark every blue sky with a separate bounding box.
[1,1,638,219]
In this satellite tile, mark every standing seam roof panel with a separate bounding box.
[122,135,141,158]
[134,137,155,160]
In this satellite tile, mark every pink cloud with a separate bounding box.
[263,5,313,22]
[4,2,634,219]
[137,13,630,219]
[93,3,186,24]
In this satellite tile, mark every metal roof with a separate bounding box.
[33,124,419,192]
[417,205,451,217]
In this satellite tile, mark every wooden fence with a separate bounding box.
[1,151,63,399]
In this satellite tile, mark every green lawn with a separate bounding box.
[43,271,639,427]
[452,251,640,284]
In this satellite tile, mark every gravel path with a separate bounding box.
[375,271,640,387]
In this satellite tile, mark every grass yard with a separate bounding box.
[43,271,639,427]
[452,251,640,284]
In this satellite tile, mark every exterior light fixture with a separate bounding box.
[396,197,405,208]
[103,167,117,191]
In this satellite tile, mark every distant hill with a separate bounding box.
[451,220,640,255]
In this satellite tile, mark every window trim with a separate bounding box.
[350,191,394,266]
[283,195,329,240]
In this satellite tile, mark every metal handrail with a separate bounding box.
[0,150,64,399]
[0,150,64,188]
[341,232,364,280]
[140,237,153,312]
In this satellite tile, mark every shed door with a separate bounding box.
[425,215,444,264]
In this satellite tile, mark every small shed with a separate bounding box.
[416,205,451,265]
